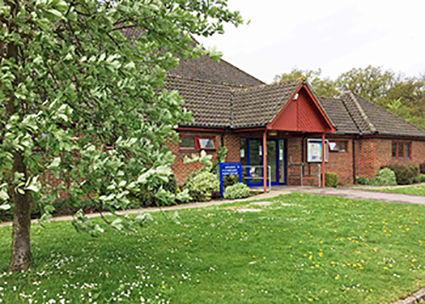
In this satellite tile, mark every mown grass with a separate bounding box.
[359,185,425,196]
[1,193,425,303]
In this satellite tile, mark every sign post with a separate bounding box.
[219,162,243,198]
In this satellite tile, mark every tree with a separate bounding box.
[336,65,398,105]
[274,67,339,98]
[0,0,242,272]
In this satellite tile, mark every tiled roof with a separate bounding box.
[232,80,302,128]
[171,56,264,87]
[320,97,360,134]
[342,92,425,137]
[164,75,233,128]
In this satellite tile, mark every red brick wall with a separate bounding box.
[326,138,354,185]
[224,133,241,163]
[169,131,241,186]
[286,136,354,185]
[371,138,425,176]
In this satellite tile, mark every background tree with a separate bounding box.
[0,0,243,272]
[274,67,339,98]
[274,66,425,130]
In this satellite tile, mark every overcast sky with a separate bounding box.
[196,0,425,84]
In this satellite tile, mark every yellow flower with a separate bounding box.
[308,298,313,302]
[412,259,417,263]
[335,276,339,280]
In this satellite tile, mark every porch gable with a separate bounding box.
[268,84,336,133]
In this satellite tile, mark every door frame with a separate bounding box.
[244,137,287,187]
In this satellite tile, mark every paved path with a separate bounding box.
[295,187,425,205]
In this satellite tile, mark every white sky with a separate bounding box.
[196,0,425,84]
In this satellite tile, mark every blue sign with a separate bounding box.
[219,162,243,198]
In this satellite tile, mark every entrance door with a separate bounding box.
[244,138,286,186]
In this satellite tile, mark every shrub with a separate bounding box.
[325,172,338,187]
[129,174,178,207]
[184,169,220,202]
[224,183,250,199]
[387,165,420,185]
[375,168,397,186]
[210,147,228,174]
[420,174,425,183]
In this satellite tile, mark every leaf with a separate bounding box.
[48,157,61,169]
[0,204,11,211]
[111,218,124,231]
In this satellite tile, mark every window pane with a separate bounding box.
[199,138,215,149]
[329,142,338,151]
[339,142,347,152]
[392,143,397,157]
[405,143,410,158]
[180,137,195,149]
[398,143,403,158]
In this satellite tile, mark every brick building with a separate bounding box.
[166,53,425,189]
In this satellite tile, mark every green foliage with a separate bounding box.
[0,0,243,239]
[356,176,376,186]
[128,174,178,207]
[183,169,220,202]
[420,174,425,183]
[375,168,397,186]
[387,165,420,185]
[274,68,339,98]
[325,172,338,187]
[210,146,227,174]
[223,183,250,199]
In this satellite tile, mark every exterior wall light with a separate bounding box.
[293,93,299,101]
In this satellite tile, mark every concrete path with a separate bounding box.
[295,187,425,205]
[0,189,293,228]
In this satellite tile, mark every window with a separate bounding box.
[329,142,338,152]
[392,143,397,158]
[392,142,411,159]
[199,138,216,150]
[339,142,347,152]
[180,137,196,150]
[329,141,348,153]
[179,136,216,151]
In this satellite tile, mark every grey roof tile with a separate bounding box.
[171,56,264,87]
[320,97,360,134]
[164,76,232,128]
[232,80,302,128]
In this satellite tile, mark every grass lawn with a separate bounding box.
[359,185,425,196]
[1,193,425,303]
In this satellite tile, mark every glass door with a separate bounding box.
[242,138,287,187]
[267,140,278,183]
[247,139,262,186]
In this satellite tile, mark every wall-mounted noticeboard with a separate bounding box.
[307,139,328,162]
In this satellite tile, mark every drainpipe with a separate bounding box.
[263,130,267,193]
[221,129,227,149]
[321,133,326,188]
[352,138,356,184]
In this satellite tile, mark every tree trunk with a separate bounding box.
[5,15,33,271]
[9,153,33,272]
